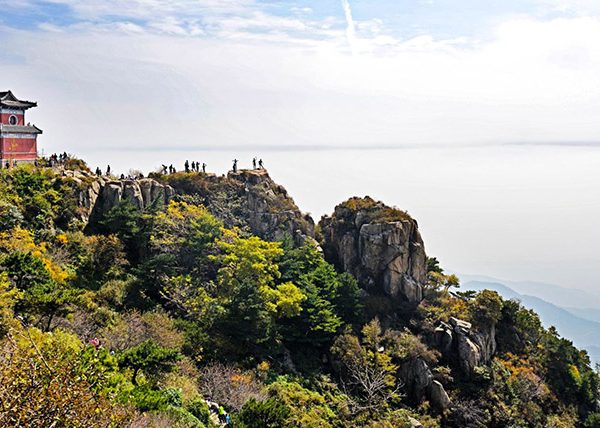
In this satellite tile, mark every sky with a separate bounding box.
[1,0,599,292]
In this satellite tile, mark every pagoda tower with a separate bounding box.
[0,90,42,165]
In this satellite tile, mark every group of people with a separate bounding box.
[95,165,112,177]
[232,157,264,173]
[48,152,70,167]
[159,161,206,175]
[91,157,266,180]
[206,400,231,425]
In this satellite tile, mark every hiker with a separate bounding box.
[120,173,125,180]
[202,163,206,173]
[218,406,227,424]
[106,165,111,176]
[185,160,190,173]
[196,161,200,172]
[252,157,257,169]
[258,159,263,169]
[191,161,196,172]
[169,164,174,174]
[161,164,168,174]
[232,159,238,173]
[95,167,102,176]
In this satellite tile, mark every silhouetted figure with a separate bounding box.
[95,167,102,176]
[5,161,9,169]
[252,157,257,169]
[232,159,238,173]
[185,160,190,173]
[202,163,206,173]
[191,161,196,172]
[106,165,111,176]
[120,173,125,180]
[169,164,174,174]
[258,159,264,169]
[196,161,200,172]
[162,164,168,174]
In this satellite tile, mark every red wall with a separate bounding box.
[0,137,37,161]
[0,113,25,125]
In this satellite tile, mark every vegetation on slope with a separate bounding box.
[0,163,598,427]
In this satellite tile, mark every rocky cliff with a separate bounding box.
[60,170,174,223]
[319,197,427,303]
[66,168,314,243]
[159,169,314,242]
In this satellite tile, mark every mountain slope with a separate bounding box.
[464,280,600,364]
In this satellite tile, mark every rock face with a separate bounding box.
[319,197,427,303]
[435,317,497,374]
[158,169,314,242]
[93,178,174,217]
[228,170,315,242]
[65,168,314,242]
[60,170,174,223]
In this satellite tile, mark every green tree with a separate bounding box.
[211,230,305,350]
[468,290,503,328]
[118,339,181,386]
[2,251,79,331]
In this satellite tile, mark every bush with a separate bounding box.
[236,398,290,428]
[185,397,210,425]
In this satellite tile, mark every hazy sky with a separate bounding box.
[1,0,599,291]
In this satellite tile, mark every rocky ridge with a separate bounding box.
[64,168,314,243]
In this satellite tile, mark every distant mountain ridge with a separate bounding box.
[459,273,600,311]
[463,279,600,365]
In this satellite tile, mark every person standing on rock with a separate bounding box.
[185,160,190,173]
[161,164,168,174]
[202,163,206,173]
[258,159,264,169]
[252,157,257,169]
[106,165,111,176]
[95,167,102,176]
[232,159,238,173]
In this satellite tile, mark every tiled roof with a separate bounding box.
[0,90,37,109]
[0,124,43,134]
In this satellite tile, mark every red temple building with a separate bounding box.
[0,90,42,165]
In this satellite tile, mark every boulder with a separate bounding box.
[400,358,452,410]
[400,358,433,401]
[430,380,451,410]
[409,417,424,428]
[435,317,497,375]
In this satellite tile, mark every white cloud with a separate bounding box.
[3,8,600,152]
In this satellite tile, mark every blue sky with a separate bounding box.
[1,0,600,288]
[1,0,596,40]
